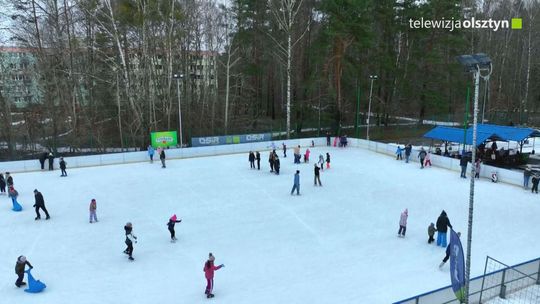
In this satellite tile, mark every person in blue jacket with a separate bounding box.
[396,146,403,160]
[291,170,300,195]
[147,145,155,163]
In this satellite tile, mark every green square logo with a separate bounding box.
[511,18,522,29]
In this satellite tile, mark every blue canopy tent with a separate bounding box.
[423,126,503,146]
[466,124,540,152]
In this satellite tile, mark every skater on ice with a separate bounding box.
[274,154,281,175]
[398,209,408,237]
[0,172,5,194]
[38,152,47,170]
[269,151,275,172]
[436,210,452,247]
[124,222,137,260]
[167,214,182,242]
[395,146,403,160]
[33,190,51,220]
[59,157,67,176]
[524,165,532,189]
[428,223,436,244]
[248,151,255,169]
[314,163,322,186]
[459,155,468,178]
[318,154,325,171]
[15,255,33,288]
[531,173,539,194]
[160,148,166,168]
[6,172,13,187]
[291,170,300,195]
[48,152,55,170]
[283,143,287,158]
[147,145,155,163]
[404,144,412,163]
[304,148,310,163]
[89,199,98,223]
[474,158,481,179]
[255,151,261,170]
[326,153,331,169]
[417,148,427,169]
[326,132,331,146]
[294,145,301,164]
[8,185,21,210]
[204,253,224,298]
[424,151,431,167]
[439,232,461,268]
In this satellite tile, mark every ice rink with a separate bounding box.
[1,145,539,303]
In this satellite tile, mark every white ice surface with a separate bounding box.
[1,146,540,304]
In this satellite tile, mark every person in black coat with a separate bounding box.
[404,144,412,163]
[460,155,468,178]
[160,149,166,168]
[33,189,50,220]
[326,132,331,146]
[167,215,182,242]
[6,172,13,187]
[124,222,137,260]
[436,210,452,247]
[255,151,261,170]
[248,151,255,169]
[314,163,322,186]
[48,153,55,170]
[0,173,5,194]
[59,157,67,176]
[274,153,280,175]
[269,151,275,172]
[15,255,33,287]
[531,174,540,194]
[38,152,47,170]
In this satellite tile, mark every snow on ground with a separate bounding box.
[1,145,540,304]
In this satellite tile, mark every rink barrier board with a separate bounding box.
[392,257,540,304]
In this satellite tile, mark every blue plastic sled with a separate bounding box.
[12,199,22,212]
[24,269,46,293]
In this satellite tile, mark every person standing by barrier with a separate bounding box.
[326,132,331,146]
[48,153,55,170]
[395,146,403,160]
[474,158,481,179]
[531,174,539,194]
[38,152,47,170]
[459,156,468,178]
[291,170,300,195]
[160,149,166,168]
[248,151,255,169]
[147,145,155,163]
[436,210,452,247]
[404,144,412,163]
[255,151,261,170]
[0,173,5,194]
[424,152,432,167]
[524,165,532,189]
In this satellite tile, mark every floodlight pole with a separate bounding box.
[367,75,377,141]
[173,74,184,148]
[464,66,481,304]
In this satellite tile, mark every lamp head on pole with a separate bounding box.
[369,75,378,80]
[172,73,184,79]
[456,53,491,73]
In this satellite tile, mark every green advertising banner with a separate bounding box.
[151,131,178,148]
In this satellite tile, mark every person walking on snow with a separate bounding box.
[523,165,532,189]
[33,189,50,220]
[89,199,98,223]
[147,145,155,163]
[255,151,261,170]
[160,149,166,168]
[318,154,325,171]
[291,170,300,195]
[0,173,5,194]
[167,214,182,242]
[248,151,255,169]
[282,143,287,158]
[124,222,137,260]
[15,256,33,287]
[59,157,67,176]
[436,210,453,247]
[460,155,468,178]
[326,153,331,169]
[274,154,281,175]
[404,144,412,163]
[204,253,224,298]
[398,209,408,237]
[474,158,481,179]
[424,152,432,167]
[439,232,461,268]
[395,146,403,160]
[418,148,427,169]
[428,223,437,244]
[314,163,322,186]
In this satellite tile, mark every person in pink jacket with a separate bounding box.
[204,253,224,298]
[398,209,408,237]
[304,148,311,163]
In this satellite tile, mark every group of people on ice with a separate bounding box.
[397,208,459,268]
[37,152,68,176]
[147,145,167,168]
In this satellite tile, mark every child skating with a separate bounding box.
[326,153,331,169]
[15,255,33,287]
[398,209,408,237]
[428,223,436,244]
[124,222,137,261]
[89,199,98,223]
[204,253,224,298]
[167,214,182,242]
[318,154,325,171]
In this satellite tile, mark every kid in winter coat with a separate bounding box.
[418,148,427,169]
[124,222,137,260]
[15,255,33,287]
[395,146,403,160]
[147,145,155,163]
[269,151,275,172]
[274,154,281,175]
[474,158,481,179]
[304,148,311,163]
[59,157,67,176]
[326,153,331,169]
[204,253,224,298]
[398,209,408,237]
[89,199,98,223]
[424,152,432,167]
[318,155,325,171]
[167,214,182,242]
[314,163,322,186]
[6,172,13,187]
[0,173,5,194]
[160,149,166,168]
[428,223,437,244]
[248,151,255,169]
[255,151,261,170]
[8,185,19,205]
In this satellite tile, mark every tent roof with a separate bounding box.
[423,126,503,146]
[467,124,540,142]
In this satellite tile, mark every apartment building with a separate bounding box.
[0,47,41,108]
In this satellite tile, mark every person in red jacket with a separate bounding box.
[204,253,224,298]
